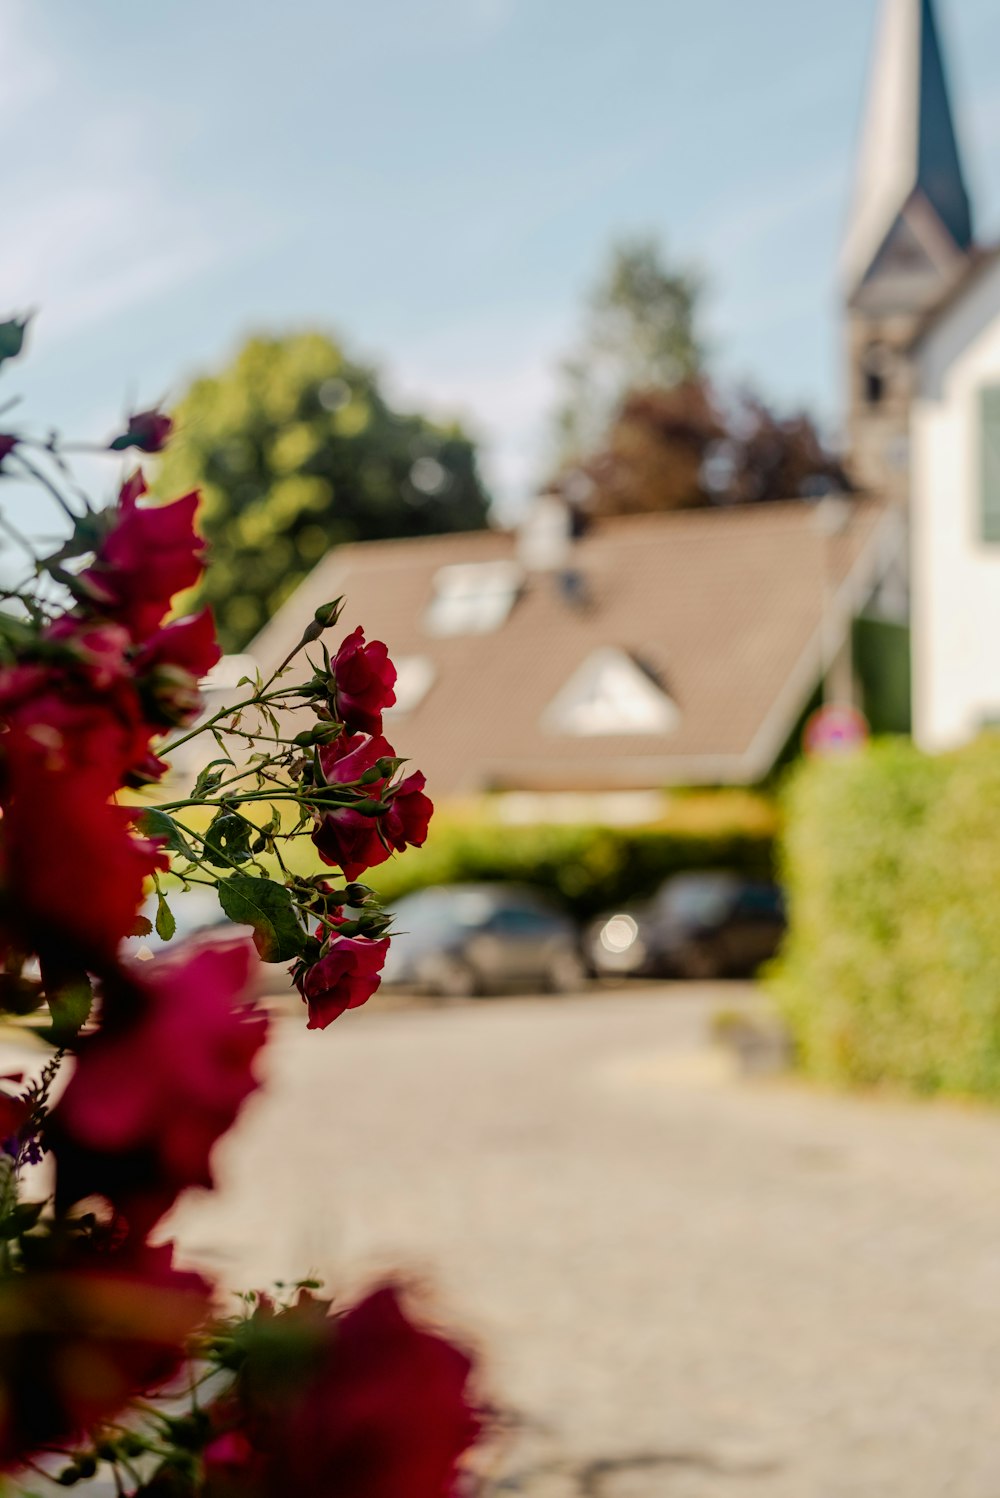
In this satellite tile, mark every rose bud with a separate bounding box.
[0,315,30,368]
[109,407,174,454]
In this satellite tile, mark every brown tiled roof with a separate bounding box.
[250,497,895,795]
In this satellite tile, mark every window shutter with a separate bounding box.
[981,387,1000,542]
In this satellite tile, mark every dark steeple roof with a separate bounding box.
[916,0,973,253]
[842,0,974,306]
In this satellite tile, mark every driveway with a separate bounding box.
[172,984,1000,1497]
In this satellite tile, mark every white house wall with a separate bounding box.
[913,258,1000,748]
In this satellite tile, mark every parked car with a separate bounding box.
[380,883,586,997]
[587,872,786,981]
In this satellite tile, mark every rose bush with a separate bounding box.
[0,321,482,1495]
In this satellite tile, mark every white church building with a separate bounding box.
[845,0,1000,750]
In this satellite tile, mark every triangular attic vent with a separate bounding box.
[541,648,679,738]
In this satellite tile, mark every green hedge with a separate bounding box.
[768,736,1000,1097]
[365,810,776,922]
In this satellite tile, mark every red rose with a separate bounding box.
[330,627,396,734]
[319,730,395,787]
[311,806,390,882]
[79,471,205,641]
[49,938,267,1228]
[44,619,133,691]
[382,770,434,852]
[109,407,174,454]
[311,761,432,881]
[295,934,390,1030]
[0,1240,210,1469]
[221,1285,481,1498]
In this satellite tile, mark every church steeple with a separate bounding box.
[844,0,975,500]
[843,0,973,311]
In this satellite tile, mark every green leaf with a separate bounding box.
[217,875,307,963]
[192,756,234,800]
[138,808,193,857]
[204,811,254,869]
[0,1200,44,1240]
[44,975,93,1044]
[155,891,176,941]
[0,315,30,369]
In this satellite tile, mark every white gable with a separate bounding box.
[541,648,679,738]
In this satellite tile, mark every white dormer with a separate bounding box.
[424,561,522,637]
[384,655,436,716]
[541,648,679,737]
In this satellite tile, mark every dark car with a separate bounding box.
[587,872,786,981]
[380,883,586,997]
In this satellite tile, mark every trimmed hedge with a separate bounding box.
[768,736,1000,1098]
[363,795,777,921]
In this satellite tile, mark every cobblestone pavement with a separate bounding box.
[172,985,1000,1497]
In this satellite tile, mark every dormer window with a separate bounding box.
[541,648,679,737]
[424,561,522,637]
[385,655,436,716]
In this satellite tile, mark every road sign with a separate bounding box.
[803,703,869,758]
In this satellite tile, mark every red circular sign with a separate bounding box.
[803,704,869,758]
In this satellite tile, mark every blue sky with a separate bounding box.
[5,0,1000,522]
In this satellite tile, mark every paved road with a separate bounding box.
[172,985,1000,1498]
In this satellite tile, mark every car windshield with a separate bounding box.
[391,886,555,937]
[657,877,735,925]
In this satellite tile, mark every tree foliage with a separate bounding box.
[552,236,847,515]
[554,235,704,461]
[156,332,492,651]
[582,381,848,517]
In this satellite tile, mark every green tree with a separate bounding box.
[155,331,491,651]
[555,235,704,461]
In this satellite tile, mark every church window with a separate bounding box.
[980,387,1000,543]
[862,343,889,406]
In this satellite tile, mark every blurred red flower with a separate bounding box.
[0,1240,210,1470]
[49,939,267,1228]
[79,471,204,641]
[210,1285,480,1498]
[0,698,167,960]
[135,607,222,726]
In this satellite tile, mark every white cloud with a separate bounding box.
[0,10,234,360]
[0,178,222,354]
[465,0,515,33]
[0,0,57,122]
[388,310,570,519]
